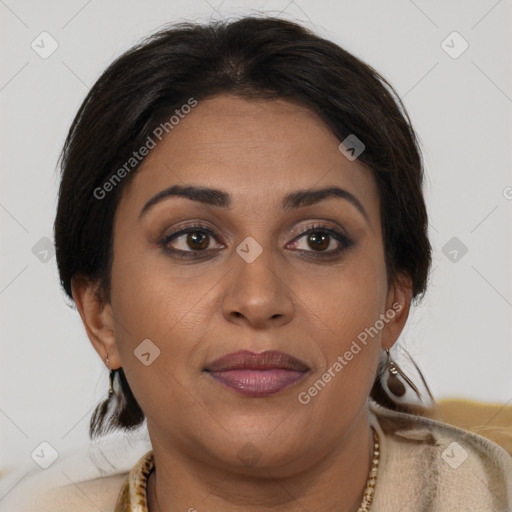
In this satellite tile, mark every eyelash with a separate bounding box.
[158,223,353,259]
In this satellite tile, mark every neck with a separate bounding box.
[147,407,374,512]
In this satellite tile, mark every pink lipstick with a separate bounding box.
[203,350,310,397]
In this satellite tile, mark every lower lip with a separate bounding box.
[205,369,308,396]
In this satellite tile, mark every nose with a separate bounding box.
[221,240,295,330]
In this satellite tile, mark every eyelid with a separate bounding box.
[160,220,347,243]
[159,220,353,256]
[288,220,349,240]
[287,222,353,251]
[159,223,223,246]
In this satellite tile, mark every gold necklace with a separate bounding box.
[355,428,380,512]
[143,428,380,512]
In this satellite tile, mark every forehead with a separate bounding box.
[118,94,379,224]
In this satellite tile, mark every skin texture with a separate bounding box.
[72,94,412,512]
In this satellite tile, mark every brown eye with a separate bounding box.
[159,224,225,258]
[287,224,354,256]
[291,230,342,253]
[306,231,330,251]
[186,231,209,250]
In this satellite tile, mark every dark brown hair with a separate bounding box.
[54,16,432,439]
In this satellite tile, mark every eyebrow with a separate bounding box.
[139,184,369,224]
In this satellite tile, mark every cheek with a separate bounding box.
[110,257,208,352]
[111,222,388,353]
[295,246,387,395]
[109,217,388,415]
[108,249,213,420]
[108,227,233,367]
[301,247,388,340]
[297,275,385,415]
[110,223,207,330]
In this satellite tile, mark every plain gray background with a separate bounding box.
[1,0,511,480]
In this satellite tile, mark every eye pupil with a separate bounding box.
[308,232,329,251]
[188,231,208,250]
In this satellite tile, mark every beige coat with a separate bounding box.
[1,401,511,511]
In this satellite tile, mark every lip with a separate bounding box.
[204,349,310,372]
[203,350,310,397]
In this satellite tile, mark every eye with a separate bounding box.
[159,224,224,257]
[287,224,353,255]
[158,222,353,260]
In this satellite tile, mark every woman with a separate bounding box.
[8,15,512,512]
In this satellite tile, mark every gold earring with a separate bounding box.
[385,349,420,398]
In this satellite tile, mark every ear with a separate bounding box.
[381,273,413,351]
[71,275,122,369]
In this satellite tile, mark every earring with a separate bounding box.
[385,349,420,399]
[105,357,115,396]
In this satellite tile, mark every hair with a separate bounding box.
[53,16,433,439]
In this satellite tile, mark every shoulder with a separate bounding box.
[369,401,512,511]
[1,472,129,512]
[0,430,151,512]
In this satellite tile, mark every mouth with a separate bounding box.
[203,350,310,397]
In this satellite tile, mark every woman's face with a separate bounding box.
[89,94,410,475]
